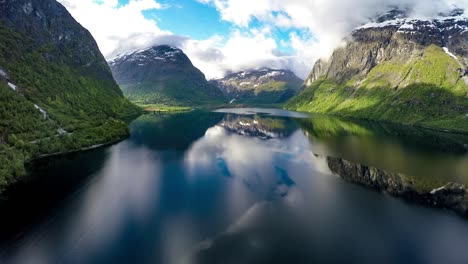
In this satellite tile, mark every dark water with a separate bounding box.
[1,108,468,264]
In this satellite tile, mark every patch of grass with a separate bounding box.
[121,79,225,107]
[136,103,192,113]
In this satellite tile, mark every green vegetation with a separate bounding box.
[0,22,140,191]
[286,45,468,133]
[136,103,192,113]
[121,80,225,107]
[228,81,300,105]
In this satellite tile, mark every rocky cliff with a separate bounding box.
[287,8,468,133]
[109,45,225,106]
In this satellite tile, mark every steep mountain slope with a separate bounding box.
[109,45,225,106]
[211,69,303,104]
[286,8,468,133]
[0,0,139,190]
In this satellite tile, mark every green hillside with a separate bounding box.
[286,45,468,133]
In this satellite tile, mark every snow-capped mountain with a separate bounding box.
[354,8,467,58]
[109,45,225,106]
[109,45,185,68]
[211,69,303,104]
[288,8,468,133]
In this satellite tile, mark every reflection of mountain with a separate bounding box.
[298,116,468,181]
[130,111,224,151]
[0,148,110,241]
[219,114,298,139]
[299,116,468,154]
[323,155,468,218]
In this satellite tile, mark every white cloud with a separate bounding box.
[57,0,170,57]
[59,0,468,80]
[200,0,468,77]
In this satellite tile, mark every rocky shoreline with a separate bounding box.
[326,156,468,218]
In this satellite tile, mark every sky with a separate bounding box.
[57,0,468,80]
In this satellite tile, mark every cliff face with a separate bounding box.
[109,45,225,106]
[287,9,468,133]
[211,69,303,104]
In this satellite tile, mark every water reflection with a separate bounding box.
[1,109,468,264]
[298,116,468,186]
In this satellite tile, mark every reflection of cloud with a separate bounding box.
[185,126,316,188]
[181,123,335,264]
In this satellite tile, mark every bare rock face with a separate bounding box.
[306,8,468,85]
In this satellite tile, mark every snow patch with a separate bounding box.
[34,104,48,120]
[357,14,468,32]
[443,47,458,60]
[264,71,284,78]
[229,99,236,104]
[430,186,446,194]
[7,82,16,91]
[58,128,67,135]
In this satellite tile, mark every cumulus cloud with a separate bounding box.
[59,0,468,80]
[57,0,171,57]
[200,0,468,76]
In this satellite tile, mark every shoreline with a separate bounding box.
[27,136,128,164]
[289,109,468,136]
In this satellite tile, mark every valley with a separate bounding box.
[0,1,467,263]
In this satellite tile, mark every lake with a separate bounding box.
[1,108,468,264]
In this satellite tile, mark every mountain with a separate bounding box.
[0,0,139,190]
[286,8,468,133]
[210,69,303,104]
[109,45,225,106]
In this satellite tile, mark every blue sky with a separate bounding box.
[143,0,231,40]
[139,0,297,55]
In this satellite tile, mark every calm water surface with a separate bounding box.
[0,108,468,264]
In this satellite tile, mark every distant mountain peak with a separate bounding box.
[211,68,303,104]
[109,44,224,106]
[109,45,185,67]
[357,7,467,31]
